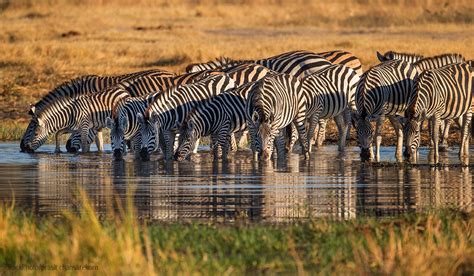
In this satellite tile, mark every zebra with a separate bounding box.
[138,73,236,161]
[414,54,466,151]
[376,51,424,63]
[106,70,212,160]
[21,69,173,153]
[174,81,259,161]
[353,60,418,162]
[302,64,360,152]
[246,72,309,161]
[24,70,177,153]
[404,62,473,165]
[186,50,363,146]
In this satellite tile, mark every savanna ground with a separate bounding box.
[0,0,474,274]
[0,0,473,143]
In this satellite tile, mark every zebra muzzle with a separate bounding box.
[360,148,371,162]
[140,148,150,161]
[113,149,123,160]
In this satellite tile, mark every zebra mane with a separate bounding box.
[379,51,424,63]
[186,56,249,72]
[143,85,180,121]
[111,97,129,119]
[32,75,98,115]
[414,53,465,71]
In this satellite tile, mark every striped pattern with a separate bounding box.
[246,72,309,160]
[404,62,473,165]
[138,74,236,161]
[302,64,360,152]
[24,70,180,152]
[414,53,465,72]
[376,51,424,63]
[107,71,212,159]
[175,81,259,161]
[355,60,418,162]
[21,69,173,152]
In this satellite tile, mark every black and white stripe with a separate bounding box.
[354,60,418,162]
[138,74,236,161]
[246,72,309,160]
[22,69,173,152]
[107,70,211,160]
[302,64,360,152]
[404,62,473,165]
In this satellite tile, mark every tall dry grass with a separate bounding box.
[0,191,473,274]
[0,0,472,135]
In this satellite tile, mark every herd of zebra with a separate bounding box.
[19,49,474,165]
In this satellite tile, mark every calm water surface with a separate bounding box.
[0,142,473,222]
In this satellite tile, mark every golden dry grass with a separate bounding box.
[0,0,473,139]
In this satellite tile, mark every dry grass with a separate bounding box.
[0,0,473,137]
[0,192,473,274]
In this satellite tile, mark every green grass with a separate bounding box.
[0,192,473,274]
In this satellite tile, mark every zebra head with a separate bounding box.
[403,106,424,163]
[20,119,38,152]
[137,112,160,161]
[107,103,129,160]
[354,111,375,162]
[25,115,49,152]
[174,116,199,161]
[249,109,279,161]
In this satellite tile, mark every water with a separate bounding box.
[0,142,472,222]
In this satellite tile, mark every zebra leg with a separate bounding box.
[95,129,104,152]
[316,119,327,148]
[192,138,200,153]
[211,134,220,160]
[54,130,66,153]
[273,130,288,159]
[374,116,384,162]
[293,114,310,160]
[164,131,176,160]
[307,113,320,153]
[460,113,472,165]
[229,133,238,152]
[430,117,440,164]
[221,133,232,162]
[247,122,259,161]
[344,108,352,140]
[238,130,249,148]
[334,113,348,152]
[388,116,404,162]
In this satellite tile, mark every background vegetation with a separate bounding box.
[0,0,472,141]
[1,196,473,274]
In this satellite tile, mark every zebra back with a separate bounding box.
[407,63,473,120]
[355,59,418,118]
[303,64,360,118]
[317,50,363,75]
[30,69,171,116]
[144,73,236,128]
[222,63,272,86]
[414,53,465,71]
[376,51,424,63]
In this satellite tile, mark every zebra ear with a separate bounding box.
[251,111,259,123]
[29,104,36,117]
[376,51,387,62]
[106,117,114,129]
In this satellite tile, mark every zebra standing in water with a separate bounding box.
[302,64,360,152]
[138,74,236,161]
[246,72,309,161]
[174,81,260,161]
[404,62,473,165]
[354,60,418,162]
[24,70,177,153]
[21,69,173,153]
[107,70,212,160]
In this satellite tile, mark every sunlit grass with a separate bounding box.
[0,191,473,274]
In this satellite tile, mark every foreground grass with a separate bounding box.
[0,196,473,274]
